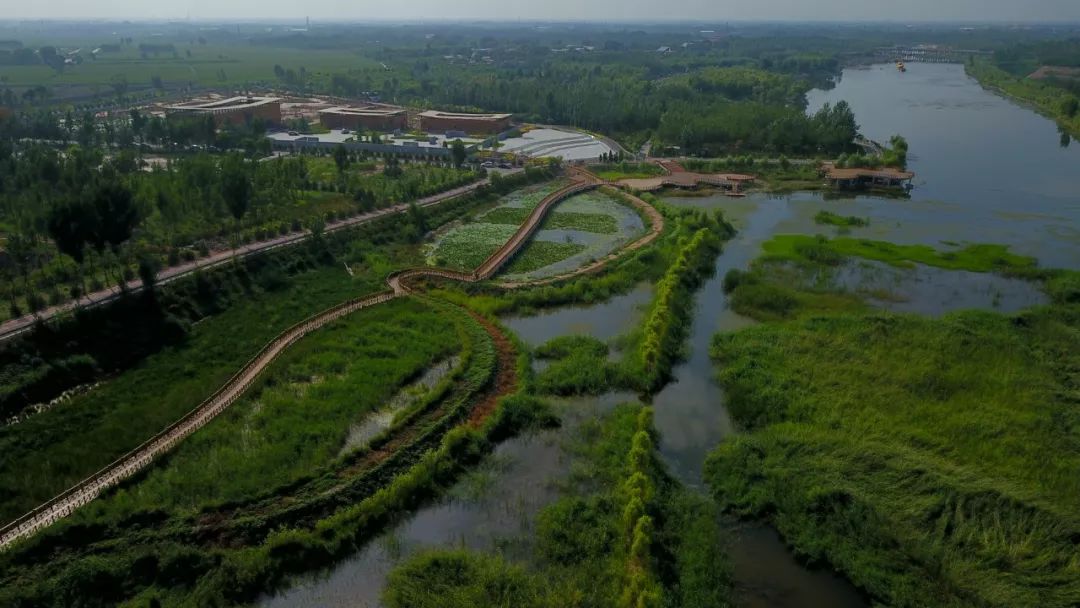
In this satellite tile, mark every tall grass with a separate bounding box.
[706,306,1080,607]
[762,234,1037,273]
[85,298,460,519]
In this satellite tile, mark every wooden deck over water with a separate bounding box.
[822,162,914,187]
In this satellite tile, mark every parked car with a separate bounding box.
[481,161,496,168]
[498,162,512,169]
[287,131,299,136]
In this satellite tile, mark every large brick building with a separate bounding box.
[319,106,407,131]
[419,110,512,135]
[164,96,282,126]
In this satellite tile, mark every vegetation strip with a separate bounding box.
[761,234,1037,273]
[637,214,729,391]
[381,403,729,607]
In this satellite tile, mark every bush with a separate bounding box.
[535,335,609,360]
[384,550,546,608]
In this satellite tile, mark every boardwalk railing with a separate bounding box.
[477,179,596,279]
[0,289,396,549]
[0,171,601,551]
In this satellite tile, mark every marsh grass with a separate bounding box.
[541,212,619,234]
[762,234,1037,273]
[707,298,1080,607]
[533,336,635,396]
[814,210,870,228]
[429,223,519,270]
[0,301,556,607]
[87,298,461,518]
[383,404,731,608]
[478,199,621,234]
[0,263,397,522]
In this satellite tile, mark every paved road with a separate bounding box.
[0,174,517,345]
[0,169,618,551]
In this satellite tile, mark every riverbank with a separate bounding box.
[964,60,1080,138]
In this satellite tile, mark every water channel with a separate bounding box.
[261,62,1080,607]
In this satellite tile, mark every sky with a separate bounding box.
[6,0,1080,22]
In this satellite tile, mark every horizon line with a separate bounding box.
[2,17,1080,26]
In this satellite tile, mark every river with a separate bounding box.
[260,62,1077,607]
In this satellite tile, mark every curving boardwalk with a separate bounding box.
[0,169,618,551]
[498,187,665,289]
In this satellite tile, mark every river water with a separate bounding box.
[807,62,1080,269]
[260,63,1078,607]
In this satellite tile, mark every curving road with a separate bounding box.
[0,168,659,551]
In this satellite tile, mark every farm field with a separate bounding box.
[0,43,381,90]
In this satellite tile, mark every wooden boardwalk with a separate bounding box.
[0,170,613,551]
[0,176,509,345]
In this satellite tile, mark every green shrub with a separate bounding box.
[384,550,547,608]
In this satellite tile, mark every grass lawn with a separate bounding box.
[591,162,666,181]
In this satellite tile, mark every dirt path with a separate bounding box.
[0,169,663,551]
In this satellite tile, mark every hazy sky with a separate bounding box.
[8,0,1080,22]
